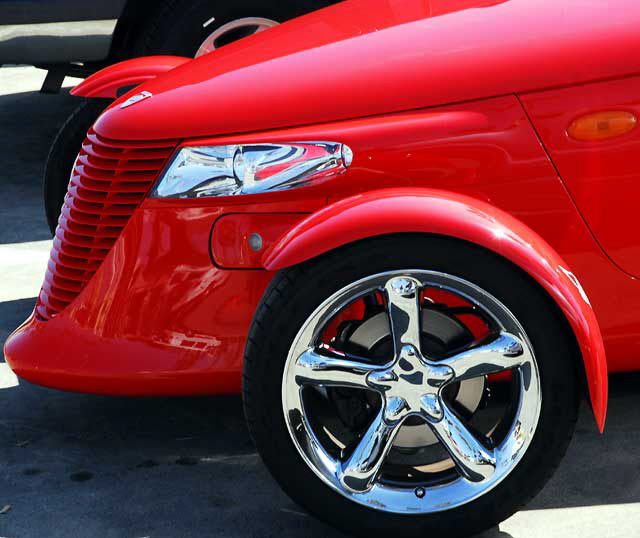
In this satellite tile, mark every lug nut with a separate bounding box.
[404,346,416,357]
[389,277,417,297]
[421,394,443,421]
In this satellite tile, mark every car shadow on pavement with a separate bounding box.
[1,296,639,537]
[0,298,34,343]
[0,297,346,537]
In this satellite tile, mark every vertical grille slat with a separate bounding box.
[36,129,177,321]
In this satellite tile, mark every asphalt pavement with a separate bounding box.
[1,66,640,538]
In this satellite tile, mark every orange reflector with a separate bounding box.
[568,110,637,141]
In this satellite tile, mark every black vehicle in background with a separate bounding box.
[0,0,338,232]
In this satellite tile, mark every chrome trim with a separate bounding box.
[120,90,152,109]
[282,270,541,514]
[344,309,485,449]
[150,142,353,199]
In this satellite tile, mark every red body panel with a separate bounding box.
[264,189,607,430]
[7,0,640,430]
[92,0,640,140]
[70,56,190,98]
[36,130,179,321]
[211,213,309,269]
[521,76,640,278]
[8,207,272,395]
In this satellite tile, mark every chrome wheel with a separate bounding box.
[195,17,279,57]
[282,270,541,514]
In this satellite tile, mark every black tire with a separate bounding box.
[129,0,302,58]
[244,234,579,538]
[44,0,306,234]
[43,99,110,234]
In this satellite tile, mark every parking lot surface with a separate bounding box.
[1,67,640,538]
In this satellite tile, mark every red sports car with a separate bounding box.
[5,0,640,536]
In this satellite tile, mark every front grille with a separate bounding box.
[35,129,177,321]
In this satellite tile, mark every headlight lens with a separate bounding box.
[150,141,353,199]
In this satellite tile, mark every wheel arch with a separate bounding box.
[263,188,608,431]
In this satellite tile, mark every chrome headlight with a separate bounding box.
[150,141,353,199]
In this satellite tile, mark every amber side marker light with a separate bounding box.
[568,110,637,141]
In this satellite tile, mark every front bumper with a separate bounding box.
[4,206,274,396]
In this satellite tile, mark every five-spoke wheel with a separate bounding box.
[245,236,578,538]
[282,271,540,512]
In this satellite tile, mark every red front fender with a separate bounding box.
[264,188,608,431]
[70,56,190,98]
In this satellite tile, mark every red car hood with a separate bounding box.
[94,0,640,141]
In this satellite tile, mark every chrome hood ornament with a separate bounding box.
[120,90,152,108]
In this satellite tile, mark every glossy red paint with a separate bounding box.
[4,91,617,431]
[176,95,640,385]
[211,213,310,269]
[7,207,272,395]
[91,0,640,140]
[70,56,189,98]
[521,76,640,278]
[264,189,608,430]
[9,0,640,432]
[36,130,179,321]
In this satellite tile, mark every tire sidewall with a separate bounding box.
[132,0,296,57]
[244,235,578,538]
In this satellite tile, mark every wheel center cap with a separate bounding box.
[367,345,454,422]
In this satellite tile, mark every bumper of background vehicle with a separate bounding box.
[0,19,117,64]
[3,206,275,395]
